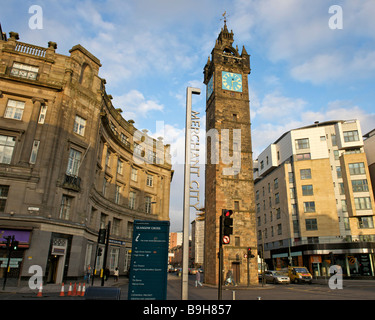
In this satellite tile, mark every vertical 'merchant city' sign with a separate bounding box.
[182,87,201,300]
[189,109,200,211]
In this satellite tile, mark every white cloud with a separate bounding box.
[112,90,164,121]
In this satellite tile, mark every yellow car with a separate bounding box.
[288,266,312,284]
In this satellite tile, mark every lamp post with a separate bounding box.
[182,87,201,300]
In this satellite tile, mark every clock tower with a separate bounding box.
[203,21,258,285]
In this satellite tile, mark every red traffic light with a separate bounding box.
[223,209,233,217]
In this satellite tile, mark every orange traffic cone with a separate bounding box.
[77,283,81,296]
[81,283,86,297]
[37,283,43,297]
[72,282,77,296]
[59,283,65,297]
[67,283,72,296]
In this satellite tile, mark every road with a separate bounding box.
[0,274,375,300]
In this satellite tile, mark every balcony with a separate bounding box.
[62,174,81,192]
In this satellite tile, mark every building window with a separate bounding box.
[100,213,107,229]
[333,150,340,160]
[29,140,40,164]
[120,133,129,146]
[354,197,372,210]
[300,168,312,180]
[73,115,86,136]
[66,148,82,176]
[305,218,318,231]
[0,135,16,164]
[256,203,260,214]
[105,151,111,168]
[276,208,281,219]
[234,201,240,211]
[109,247,119,271]
[134,143,142,156]
[112,218,121,236]
[59,195,73,220]
[115,185,121,204]
[341,199,347,212]
[343,217,350,230]
[10,62,39,80]
[289,172,294,183]
[131,168,138,182]
[352,179,369,192]
[358,216,374,229]
[147,150,156,163]
[336,166,342,178]
[274,178,279,189]
[145,196,152,214]
[129,191,136,209]
[295,138,310,150]
[339,183,345,195]
[127,222,134,239]
[117,159,123,175]
[331,134,337,146]
[255,190,259,201]
[348,162,365,175]
[304,201,316,213]
[343,130,359,142]
[296,153,311,161]
[275,193,280,204]
[302,185,314,196]
[277,224,282,235]
[146,174,153,187]
[4,99,25,120]
[38,105,48,124]
[0,185,9,212]
[290,187,296,199]
[102,178,108,197]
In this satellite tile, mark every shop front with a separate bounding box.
[0,228,31,286]
[270,242,375,278]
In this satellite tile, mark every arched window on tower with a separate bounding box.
[79,62,93,88]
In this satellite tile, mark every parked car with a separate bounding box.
[288,266,313,284]
[263,270,290,284]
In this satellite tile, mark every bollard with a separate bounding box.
[232,290,236,300]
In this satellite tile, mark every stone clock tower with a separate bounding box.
[203,21,258,286]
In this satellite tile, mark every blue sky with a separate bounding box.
[2,0,375,231]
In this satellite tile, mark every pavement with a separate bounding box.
[0,277,129,295]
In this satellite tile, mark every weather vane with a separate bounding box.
[221,11,230,25]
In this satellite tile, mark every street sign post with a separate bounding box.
[128,220,170,300]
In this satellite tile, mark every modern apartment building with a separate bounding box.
[0,30,172,284]
[254,120,375,278]
[364,129,375,199]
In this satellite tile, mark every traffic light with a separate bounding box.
[98,248,103,256]
[221,209,233,245]
[12,241,19,251]
[223,209,233,236]
[98,228,106,244]
[247,247,255,258]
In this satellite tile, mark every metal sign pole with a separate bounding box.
[182,87,200,300]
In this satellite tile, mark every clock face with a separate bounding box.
[207,75,214,100]
[222,71,242,92]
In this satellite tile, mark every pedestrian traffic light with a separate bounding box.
[98,228,106,244]
[98,248,103,256]
[12,241,19,251]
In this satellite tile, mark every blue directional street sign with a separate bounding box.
[128,220,170,300]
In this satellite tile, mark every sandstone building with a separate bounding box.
[204,22,258,285]
[254,120,375,277]
[0,30,172,284]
